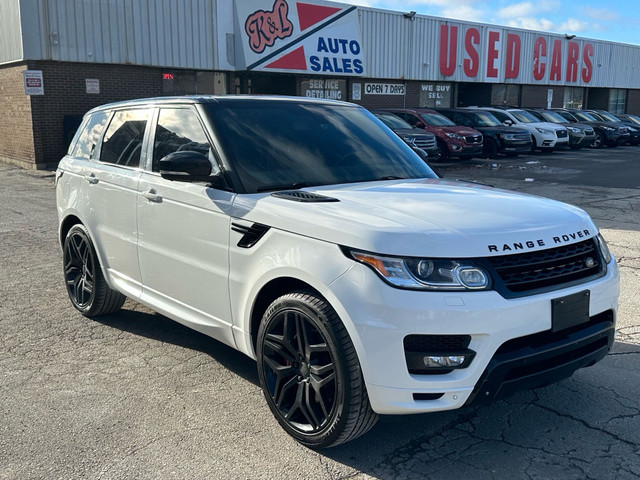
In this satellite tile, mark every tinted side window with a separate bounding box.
[100,109,149,167]
[72,111,109,159]
[152,108,214,172]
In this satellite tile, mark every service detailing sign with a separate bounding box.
[235,0,364,75]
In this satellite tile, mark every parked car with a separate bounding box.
[468,106,568,152]
[57,96,618,448]
[552,108,629,148]
[614,113,640,128]
[523,108,596,149]
[586,109,639,145]
[380,108,483,160]
[371,111,440,160]
[435,108,532,158]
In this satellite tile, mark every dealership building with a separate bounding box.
[2,0,640,169]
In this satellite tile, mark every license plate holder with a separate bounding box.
[551,290,590,332]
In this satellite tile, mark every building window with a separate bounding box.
[563,87,584,108]
[608,89,626,114]
[491,84,521,106]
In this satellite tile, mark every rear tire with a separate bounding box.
[62,224,126,317]
[257,291,378,448]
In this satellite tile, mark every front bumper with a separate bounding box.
[326,257,619,415]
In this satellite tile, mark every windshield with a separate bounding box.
[206,100,436,193]
[572,111,598,122]
[626,114,640,125]
[469,111,501,127]
[539,111,567,123]
[420,112,456,126]
[525,110,545,121]
[595,111,620,122]
[511,110,539,123]
[374,113,413,130]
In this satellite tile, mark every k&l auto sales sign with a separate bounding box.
[235,0,364,75]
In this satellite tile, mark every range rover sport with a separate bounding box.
[56,96,619,448]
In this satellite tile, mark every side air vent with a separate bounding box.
[231,222,270,248]
[271,191,339,203]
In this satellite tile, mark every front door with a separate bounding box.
[137,106,236,346]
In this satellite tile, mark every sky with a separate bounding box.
[345,0,640,46]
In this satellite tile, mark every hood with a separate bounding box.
[472,125,529,135]
[232,179,596,258]
[529,121,566,132]
[438,125,481,136]
[391,127,436,139]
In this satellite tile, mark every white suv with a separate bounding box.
[56,96,619,448]
[469,106,569,151]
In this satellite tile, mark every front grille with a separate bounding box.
[556,130,568,138]
[465,134,483,144]
[413,136,437,150]
[483,238,604,296]
[512,133,532,141]
[584,129,595,136]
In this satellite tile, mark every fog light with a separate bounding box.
[423,355,467,368]
[452,144,462,151]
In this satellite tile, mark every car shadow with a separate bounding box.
[93,305,260,387]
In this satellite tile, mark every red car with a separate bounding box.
[383,108,483,160]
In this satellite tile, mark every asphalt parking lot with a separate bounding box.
[1,145,639,480]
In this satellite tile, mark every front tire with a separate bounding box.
[257,291,377,448]
[62,224,125,316]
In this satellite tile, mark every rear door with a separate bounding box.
[82,107,152,298]
[137,105,236,346]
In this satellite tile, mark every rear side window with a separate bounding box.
[100,109,150,167]
[152,108,215,172]
[72,111,109,159]
[491,111,510,123]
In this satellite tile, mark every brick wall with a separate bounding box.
[626,90,640,115]
[27,61,163,168]
[521,85,565,108]
[0,63,36,169]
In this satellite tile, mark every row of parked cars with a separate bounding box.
[372,106,640,160]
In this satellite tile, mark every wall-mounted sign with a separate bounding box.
[420,83,452,107]
[85,79,100,94]
[301,78,346,99]
[23,70,44,95]
[364,83,405,95]
[235,0,364,76]
[352,82,361,100]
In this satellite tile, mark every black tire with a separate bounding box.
[257,291,377,448]
[591,131,604,148]
[530,136,537,153]
[483,138,498,159]
[62,224,125,317]
[436,139,449,161]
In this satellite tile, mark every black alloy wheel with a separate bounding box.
[62,224,125,316]
[436,139,449,161]
[257,291,377,448]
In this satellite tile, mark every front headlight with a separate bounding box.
[535,127,553,135]
[602,126,615,131]
[569,127,581,133]
[628,126,637,132]
[595,233,612,264]
[348,250,491,290]
[445,132,464,140]
[501,133,516,140]
[402,136,417,146]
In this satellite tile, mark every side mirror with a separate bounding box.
[159,151,225,188]
[503,119,514,126]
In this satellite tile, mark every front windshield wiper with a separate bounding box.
[256,182,319,192]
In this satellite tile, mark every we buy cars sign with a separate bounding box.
[234,0,364,75]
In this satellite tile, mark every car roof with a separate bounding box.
[86,95,359,115]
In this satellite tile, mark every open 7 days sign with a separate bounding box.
[235,0,364,75]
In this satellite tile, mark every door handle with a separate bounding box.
[84,173,99,184]
[142,189,162,203]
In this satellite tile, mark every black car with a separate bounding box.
[587,109,639,145]
[435,108,532,158]
[523,108,596,149]
[552,108,629,148]
[372,111,440,160]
